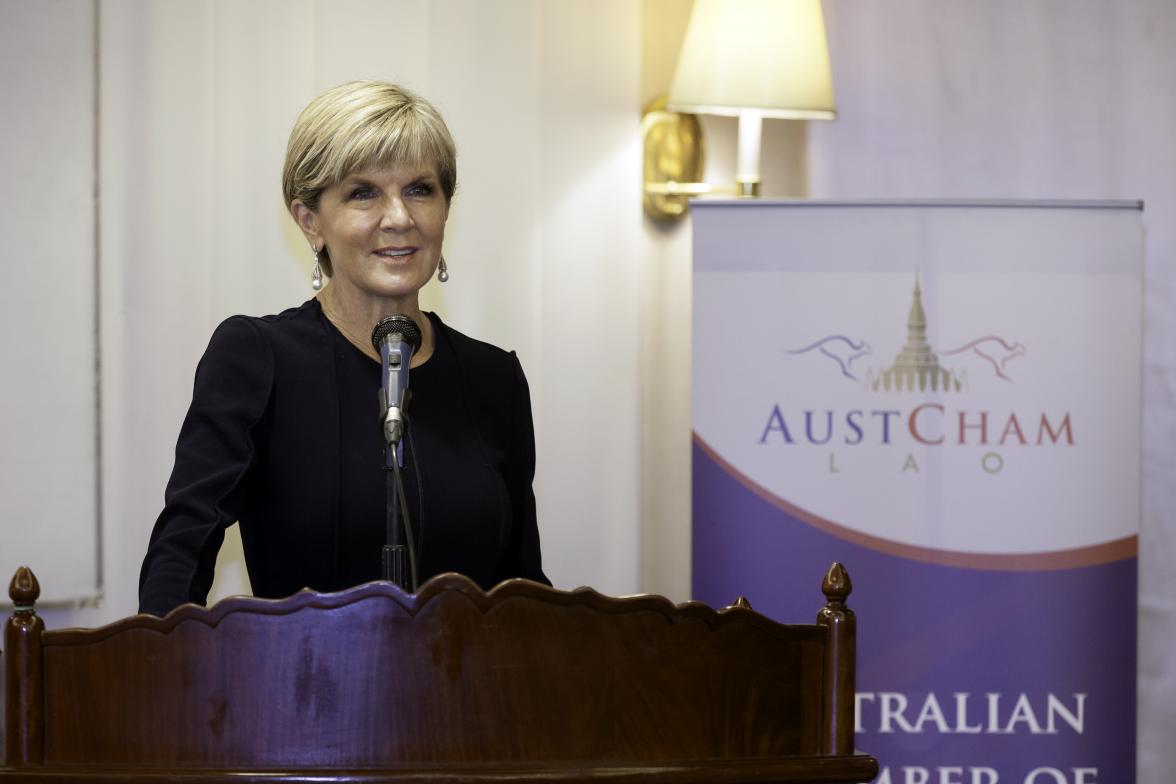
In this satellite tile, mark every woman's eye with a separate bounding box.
[348,186,376,200]
[407,183,435,198]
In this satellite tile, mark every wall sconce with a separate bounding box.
[643,0,836,221]
[642,96,706,222]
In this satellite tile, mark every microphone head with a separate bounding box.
[371,315,423,354]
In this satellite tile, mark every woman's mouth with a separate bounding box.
[374,247,415,259]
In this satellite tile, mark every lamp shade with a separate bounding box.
[667,0,836,119]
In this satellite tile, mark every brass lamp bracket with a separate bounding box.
[642,96,706,222]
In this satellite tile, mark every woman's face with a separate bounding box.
[297,161,449,307]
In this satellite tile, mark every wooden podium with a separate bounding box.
[2,564,877,783]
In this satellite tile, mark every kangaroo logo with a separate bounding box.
[788,336,873,381]
[940,336,1026,382]
[786,278,1028,391]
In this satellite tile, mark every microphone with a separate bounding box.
[370,315,423,449]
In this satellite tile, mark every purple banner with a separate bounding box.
[693,438,1136,784]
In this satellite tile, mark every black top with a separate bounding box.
[139,299,547,616]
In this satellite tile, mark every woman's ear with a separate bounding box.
[291,200,320,248]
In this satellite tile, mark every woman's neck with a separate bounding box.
[316,283,434,366]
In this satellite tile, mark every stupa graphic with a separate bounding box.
[870,278,963,393]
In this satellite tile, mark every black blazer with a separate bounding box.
[139,300,546,615]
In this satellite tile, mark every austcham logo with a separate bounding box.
[760,278,1074,474]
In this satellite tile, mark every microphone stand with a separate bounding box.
[381,397,418,592]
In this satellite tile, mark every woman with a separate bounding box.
[138,81,547,616]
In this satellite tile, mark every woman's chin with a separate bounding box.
[364,277,429,303]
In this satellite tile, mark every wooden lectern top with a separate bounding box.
[2,564,877,783]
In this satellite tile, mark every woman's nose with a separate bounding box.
[380,197,414,230]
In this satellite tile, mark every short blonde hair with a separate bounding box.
[282,81,457,273]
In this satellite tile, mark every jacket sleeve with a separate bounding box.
[493,352,549,586]
[138,317,274,616]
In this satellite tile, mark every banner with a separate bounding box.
[692,200,1142,784]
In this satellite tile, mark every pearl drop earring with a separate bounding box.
[311,245,323,291]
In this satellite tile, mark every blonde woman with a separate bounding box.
[139,82,546,616]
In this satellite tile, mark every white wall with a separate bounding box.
[0,0,99,604]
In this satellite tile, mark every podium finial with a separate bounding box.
[821,562,852,605]
[9,566,40,607]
